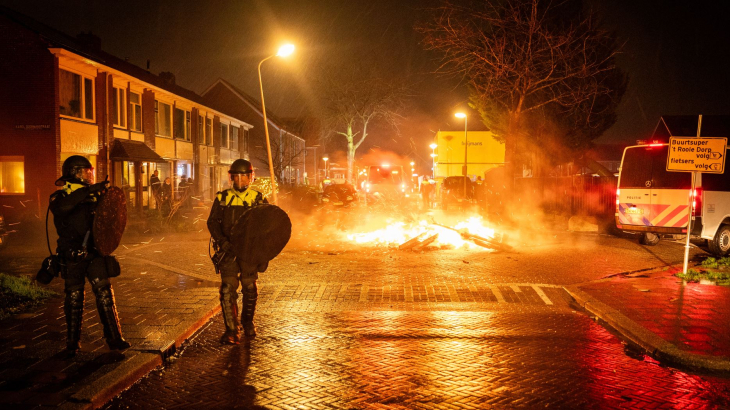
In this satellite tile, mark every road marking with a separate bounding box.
[489,285,506,303]
[511,285,521,293]
[532,285,553,305]
[447,284,460,302]
[314,284,326,300]
[404,285,414,302]
[359,285,369,302]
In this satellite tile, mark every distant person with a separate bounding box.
[160,177,172,215]
[149,170,161,210]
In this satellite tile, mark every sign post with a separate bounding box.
[666,115,727,273]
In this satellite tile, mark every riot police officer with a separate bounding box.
[207,159,267,344]
[50,156,130,356]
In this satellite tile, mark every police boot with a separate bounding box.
[241,282,258,338]
[219,284,240,344]
[64,289,84,357]
[94,285,131,351]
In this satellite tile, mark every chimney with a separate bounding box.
[76,31,101,51]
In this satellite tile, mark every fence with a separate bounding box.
[514,175,617,217]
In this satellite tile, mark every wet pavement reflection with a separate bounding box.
[105,310,730,409]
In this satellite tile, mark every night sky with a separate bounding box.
[2,0,729,160]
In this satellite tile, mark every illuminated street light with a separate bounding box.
[455,112,468,198]
[258,43,295,204]
[322,156,329,178]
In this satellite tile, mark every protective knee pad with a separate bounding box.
[65,289,85,308]
[242,281,258,298]
[94,285,114,307]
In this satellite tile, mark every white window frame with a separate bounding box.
[205,117,213,146]
[220,122,230,149]
[129,91,142,132]
[173,107,191,141]
[112,86,126,128]
[230,125,239,152]
[155,100,172,138]
[59,68,95,122]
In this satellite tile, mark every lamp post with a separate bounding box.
[322,156,329,178]
[258,43,295,205]
[455,112,468,199]
[429,143,437,179]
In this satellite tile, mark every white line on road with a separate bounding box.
[532,285,553,305]
[489,285,506,303]
[511,285,521,293]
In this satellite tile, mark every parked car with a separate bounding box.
[440,176,474,210]
[322,182,358,207]
[616,143,730,256]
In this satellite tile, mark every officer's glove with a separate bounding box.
[89,180,110,193]
[221,241,235,254]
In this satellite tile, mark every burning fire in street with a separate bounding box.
[344,216,508,251]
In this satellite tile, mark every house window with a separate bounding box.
[112,87,126,128]
[205,118,212,145]
[230,126,239,151]
[59,69,94,120]
[243,129,249,153]
[155,100,171,137]
[198,115,204,145]
[173,108,191,141]
[0,156,24,194]
[130,92,142,132]
[220,123,229,148]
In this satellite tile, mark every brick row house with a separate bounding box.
[202,79,306,186]
[0,7,252,222]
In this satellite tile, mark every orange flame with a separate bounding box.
[346,216,496,249]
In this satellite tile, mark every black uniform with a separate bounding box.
[207,187,267,342]
[50,181,129,354]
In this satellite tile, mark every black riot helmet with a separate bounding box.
[55,155,93,186]
[229,159,253,175]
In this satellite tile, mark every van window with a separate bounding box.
[620,147,653,188]
[651,146,691,189]
[620,146,691,189]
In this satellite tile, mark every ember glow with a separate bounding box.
[345,216,496,249]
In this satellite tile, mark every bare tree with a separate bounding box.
[254,136,306,186]
[419,0,626,184]
[318,68,408,182]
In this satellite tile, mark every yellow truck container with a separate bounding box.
[433,130,505,179]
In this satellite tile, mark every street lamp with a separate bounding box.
[429,143,437,179]
[322,156,329,178]
[455,112,468,198]
[258,43,295,205]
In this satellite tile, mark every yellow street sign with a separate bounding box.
[666,137,727,173]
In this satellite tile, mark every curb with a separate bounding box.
[564,284,730,373]
[59,300,221,410]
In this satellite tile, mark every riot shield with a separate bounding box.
[93,186,127,256]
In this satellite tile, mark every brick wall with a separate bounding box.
[0,15,59,221]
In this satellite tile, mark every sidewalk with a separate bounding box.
[566,264,730,372]
[0,233,221,410]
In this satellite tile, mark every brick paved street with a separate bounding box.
[97,231,730,409]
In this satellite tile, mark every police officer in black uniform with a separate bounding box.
[207,159,267,344]
[50,156,131,356]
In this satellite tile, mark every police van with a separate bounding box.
[616,143,730,256]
